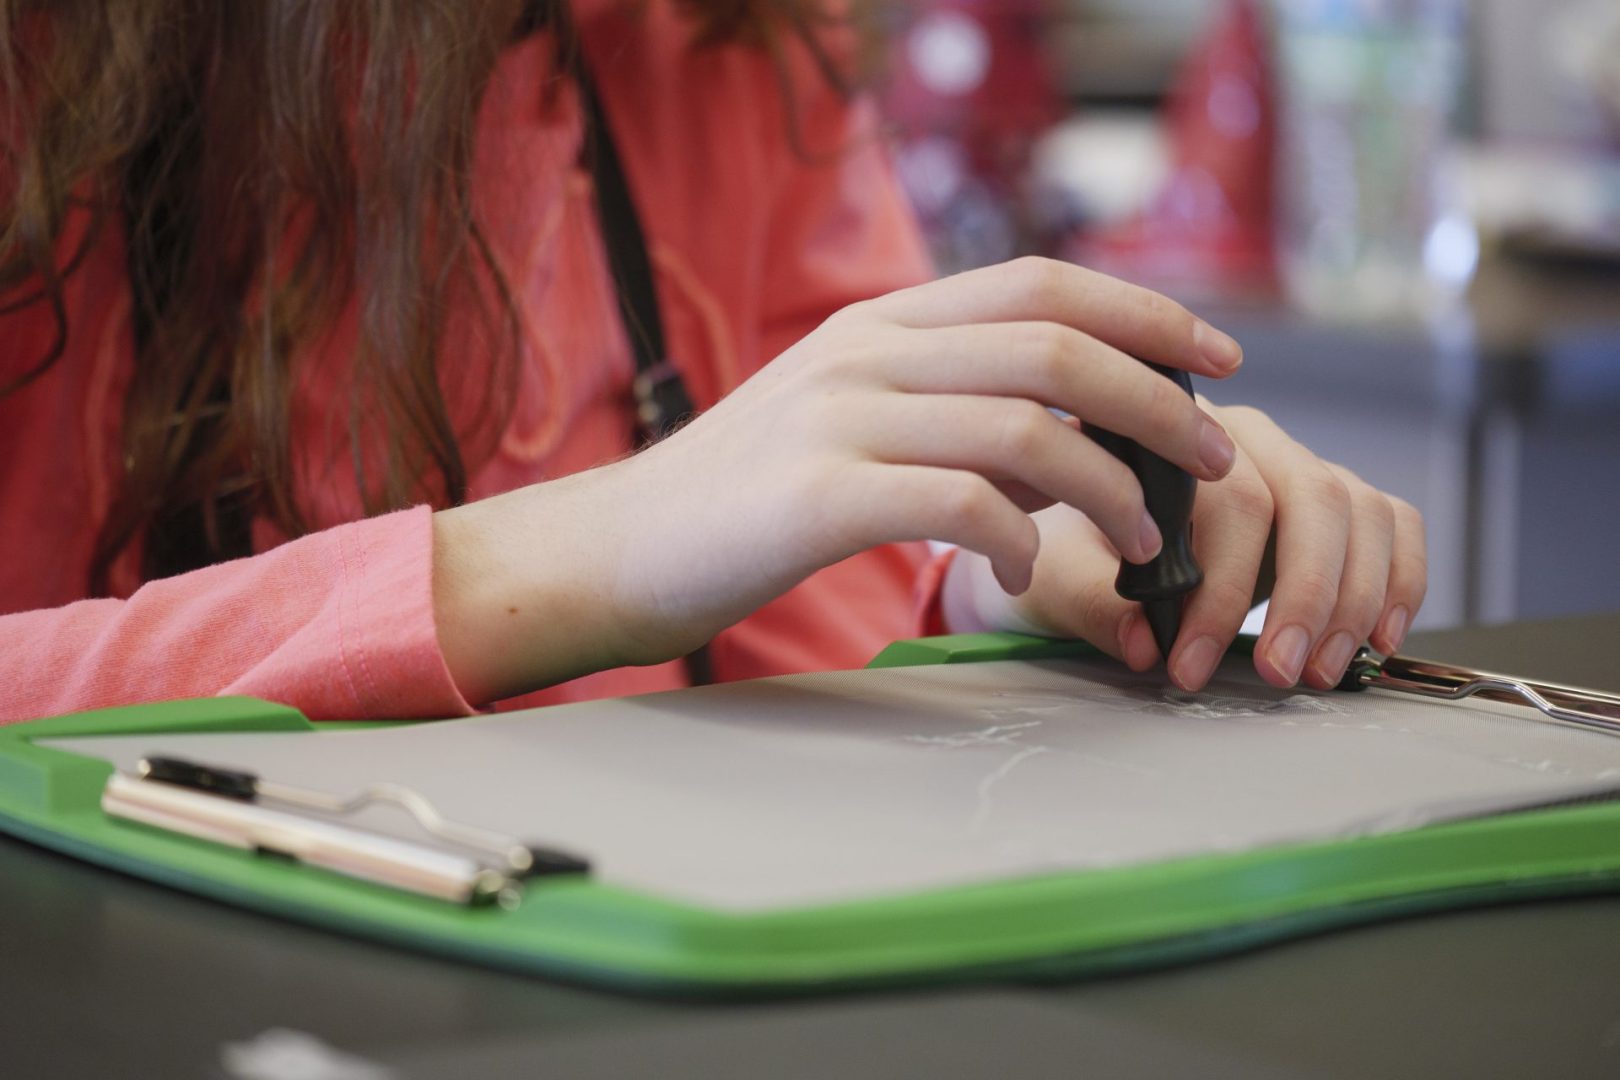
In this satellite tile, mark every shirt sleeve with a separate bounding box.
[706,60,952,682]
[0,506,475,725]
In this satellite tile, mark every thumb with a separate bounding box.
[942,506,1160,672]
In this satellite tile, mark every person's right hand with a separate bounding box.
[433,257,1244,703]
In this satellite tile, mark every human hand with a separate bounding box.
[433,257,1245,701]
[942,401,1428,692]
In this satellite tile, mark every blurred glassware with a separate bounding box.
[1549,0,1620,138]
[1274,0,1477,323]
[1463,145,1620,265]
[1062,0,1279,303]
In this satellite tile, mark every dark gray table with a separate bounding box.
[5,614,1620,1078]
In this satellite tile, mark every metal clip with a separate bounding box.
[117,758,591,907]
[1344,650,1620,737]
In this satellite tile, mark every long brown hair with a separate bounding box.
[0,1,860,592]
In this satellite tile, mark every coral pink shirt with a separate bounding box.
[0,8,946,724]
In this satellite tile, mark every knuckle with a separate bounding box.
[1130,372,1189,450]
[804,344,854,384]
[1293,464,1351,523]
[1092,451,1144,517]
[1008,255,1049,277]
[1347,481,1396,532]
[942,474,994,524]
[1223,476,1276,528]
[828,297,876,329]
[1146,290,1197,341]
[1391,495,1425,534]
[994,400,1050,459]
[1345,589,1388,636]
[1395,546,1430,594]
[1367,491,1397,534]
[1203,577,1258,618]
[1290,567,1342,619]
[1011,254,1059,278]
[1018,323,1072,386]
[1016,256,1069,306]
[1143,371,1182,423]
[1353,606,1386,640]
[1220,404,1269,431]
[1328,462,1363,486]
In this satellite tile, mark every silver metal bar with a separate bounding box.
[136,759,536,876]
[1353,652,1620,737]
[105,774,509,904]
[252,778,537,875]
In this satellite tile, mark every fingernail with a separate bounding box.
[1199,419,1236,477]
[1265,625,1311,685]
[1378,605,1410,652]
[1172,635,1222,691]
[1311,631,1357,687]
[1194,320,1243,373]
[1137,510,1162,562]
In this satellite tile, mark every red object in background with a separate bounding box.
[884,1,1062,166]
[883,2,1066,271]
[1075,0,1279,297]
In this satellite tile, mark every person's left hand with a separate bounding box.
[941,400,1428,692]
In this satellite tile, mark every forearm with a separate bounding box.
[0,508,471,724]
[431,466,644,704]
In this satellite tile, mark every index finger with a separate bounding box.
[865,257,1244,379]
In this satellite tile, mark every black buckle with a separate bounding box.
[632,358,693,442]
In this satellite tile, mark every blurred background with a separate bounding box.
[876,0,1620,632]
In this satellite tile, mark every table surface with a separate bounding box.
[5,614,1620,1079]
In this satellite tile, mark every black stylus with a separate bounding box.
[1086,363,1205,662]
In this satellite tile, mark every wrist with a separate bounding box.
[431,471,641,703]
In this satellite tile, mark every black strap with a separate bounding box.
[575,63,697,445]
[577,59,712,685]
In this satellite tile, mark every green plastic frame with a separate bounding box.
[4,632,1620,997]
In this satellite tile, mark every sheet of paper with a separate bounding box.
[47,657,1620,912]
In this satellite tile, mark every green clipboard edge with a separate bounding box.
[3,632,1620,998]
